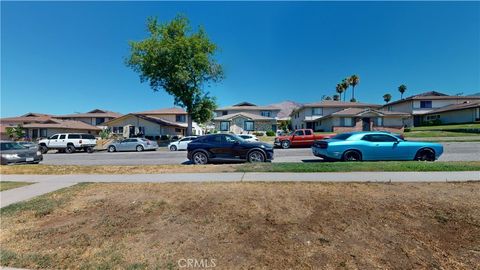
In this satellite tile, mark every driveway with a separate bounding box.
[40,142,480,166]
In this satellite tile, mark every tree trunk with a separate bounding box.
[352,86,355,100]
[187,114,193,136]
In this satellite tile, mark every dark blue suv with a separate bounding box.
[187,134,274,164]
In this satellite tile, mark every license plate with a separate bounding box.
[26,157,34,162]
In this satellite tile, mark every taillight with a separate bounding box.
[314,141,328,149]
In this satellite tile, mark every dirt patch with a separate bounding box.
[1,182,479,269]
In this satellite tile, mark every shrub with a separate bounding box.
[252,132,264,136]
[266,131,275,136]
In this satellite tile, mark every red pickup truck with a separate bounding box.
[274,129,335,149]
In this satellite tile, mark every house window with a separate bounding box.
[261,111,271,117]
[111,126,124,134]
[176,115,186,122]
[312,108,323,116]
[95,118,105,125]
[220,121,230,131]
[175,128,182,133]
[341,117,354,127]
[244,121,254,131]
[420,101,432,108]
[40,129,48,137]
[375,117,384,126]
[476,108,480,121]
[426,115,440,121]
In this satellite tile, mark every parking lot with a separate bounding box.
[39,142,480,165]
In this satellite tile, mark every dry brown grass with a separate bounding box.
[1,182,479,269]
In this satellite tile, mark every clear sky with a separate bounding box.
[1,1,479,117]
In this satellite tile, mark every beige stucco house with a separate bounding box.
[213,102,280,134]
[56,109,122,127]
[382,91,480,126]
[420,101,480,125]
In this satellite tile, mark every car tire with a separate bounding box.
[136,145,144,152]
[65,145,75,154]
[248,150,265,163]
[415,148,435,161]
[192,151,208,165]
[86,146,94,153]
[170,145,177,151]
[281,140,291,149]
[39,145,48,154]
[108,146,116,152]
[342,150,362,161]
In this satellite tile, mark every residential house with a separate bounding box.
[290,101,406,132]
[0,113,101,140]
[420,101,480,125]
[382,91,480,126]
[213,102,281,134]
[55,109,122,127]
[102,107,204,138]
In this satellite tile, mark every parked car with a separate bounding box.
[168,136,198,151]
[107,138,158,152]
[311,131,444,161]
[38,133,97,154]
[1,141,43,165]
[187,134,274,165]
[238,134,259,142]
[274,129,335,149]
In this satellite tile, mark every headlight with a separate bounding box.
[36,151,42,156]
[1,154,20,159]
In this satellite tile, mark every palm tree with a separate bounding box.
[349,75,360,101]
[333,94,340,101]
[335,84,344,101]
[383,93,392,103]
[341,79,350,101]
[398,84,407,99]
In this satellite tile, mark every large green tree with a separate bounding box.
[349,74,360,102]
[126,15,223,135]
[398,84,407,99]
[335,84,344,101]
[340,79,350,101]
[383,93,392,103]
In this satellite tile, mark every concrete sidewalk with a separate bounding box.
[1,171,479,208]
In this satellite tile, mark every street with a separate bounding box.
[40,142,480,165]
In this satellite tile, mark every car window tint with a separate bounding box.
[295,130,304,136]
[225,135,238,143]
[59,135,66,139]
[363,134,397,142]
[81,134,95,139]
[305,130,312,135]
[332,133,352,140]
[49,135,59,140]
[68,134,80,139]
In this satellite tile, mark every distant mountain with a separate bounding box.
[269,100,302,119]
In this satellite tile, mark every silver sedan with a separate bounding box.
[107,138,158,152]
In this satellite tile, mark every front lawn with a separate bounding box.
[0,181,34,191]
[1,182,479,269]
[404,131,479,138]
[1,161,479,175]
[410,123,480,131]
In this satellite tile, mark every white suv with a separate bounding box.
[38,133,97,154]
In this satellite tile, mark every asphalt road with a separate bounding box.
[40,142,480,165]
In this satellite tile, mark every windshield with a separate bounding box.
[1,142,27,151]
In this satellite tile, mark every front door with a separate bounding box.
[362,118,371,131]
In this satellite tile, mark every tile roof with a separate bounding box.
[102,114,187,128]
[424,101,480,114]
[134,107,187,115]
[329,108,411,117]
[22,119,101,130]
[214,112,276,121]
[56,109,122,118]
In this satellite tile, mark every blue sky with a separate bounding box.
[1,1,479,117]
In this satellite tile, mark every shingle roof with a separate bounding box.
[22,119,101,130]
[384,91,480,106]
[56,109,122,118]
[214,112,276,121]
[134,107,187,115]
[424,101,480,114]
[329,108,411,117]
[102,114,187,128]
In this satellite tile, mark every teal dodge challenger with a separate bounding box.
[312,132,443,161]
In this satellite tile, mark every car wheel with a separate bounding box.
[108,145,116,152]
[342,150,362,161]
[281,140,291,149]
[136,145,144,152]
[86,146,94,153]
[248,150,265,163]
[170,145,177,151]
[192,151,208,165]
[415,148,435,161]
[39,145,48,154]
[65,145,75,154]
